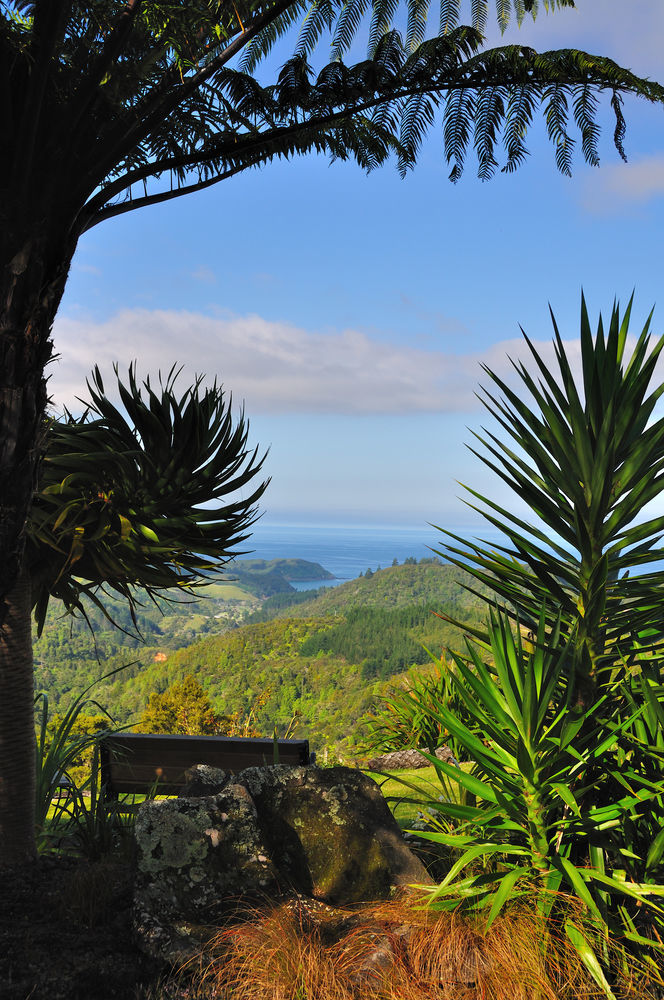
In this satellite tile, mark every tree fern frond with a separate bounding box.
[296,0,336,57]
[440,0,461,34]
[543,82,573,175]
[331,0,370,60]
[406,0,429,53]
[572,82,600,167]
[501,83,536,172]
[474,84,504,179]
[239,3,307,73]
[443,87,476,180]
[513,0,527,24]
[367,0,400,57]
[471,0,489,32]
[399,91,437,173]
[496,0,511,32]
[611,90,627,163]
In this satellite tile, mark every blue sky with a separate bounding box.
[50,0,664,535]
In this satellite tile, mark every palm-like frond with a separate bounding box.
[3,1,662,242]
[434,296,664,701]
[28,365,269,633]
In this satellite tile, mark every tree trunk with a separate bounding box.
[0,566,36,866]
[0,226,76,865]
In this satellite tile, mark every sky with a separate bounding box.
[49,0,664,535]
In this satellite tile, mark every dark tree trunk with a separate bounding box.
[0,566,36,865]
[0,223,76,865]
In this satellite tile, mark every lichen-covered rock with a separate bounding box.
[132,765,431,964]
[366,745,459,771]
[237,765,431,904]
[133,784,278,963]
[179,764,229,797]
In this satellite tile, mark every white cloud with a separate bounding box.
[581,155,664,213]
[48,307,584,417]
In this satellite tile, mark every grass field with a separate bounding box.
[365,764,456,826]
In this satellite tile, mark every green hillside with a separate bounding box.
[34,560,492,754]
[250,559,492,620]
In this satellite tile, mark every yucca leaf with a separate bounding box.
[564,920,617,1000]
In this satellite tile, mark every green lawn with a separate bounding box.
[364,764,460,827]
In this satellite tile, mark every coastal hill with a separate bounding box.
[34,559,493,753]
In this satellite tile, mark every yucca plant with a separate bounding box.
[438,295,664,708]
[359,660,466,758]
[415,608,664,986]
[34,667,129,850]
[400,297,664,991]
[28,364,269,632]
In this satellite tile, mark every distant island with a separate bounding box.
[222,558,335,597]
[232,558,335,581]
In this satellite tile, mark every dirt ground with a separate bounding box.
[0,854,167,1000]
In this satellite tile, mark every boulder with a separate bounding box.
[366,745,458,771]
[133,783,280,963]
[238,765,429,905]
[179,764,229,797]
[133,765,431,963]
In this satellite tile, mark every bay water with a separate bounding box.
[242,521,508,588]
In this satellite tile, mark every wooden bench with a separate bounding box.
[99,732,313,801]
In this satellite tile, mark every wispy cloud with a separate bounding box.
[49,307,580,416]
[581,155,664,213]
[191,266,217,284]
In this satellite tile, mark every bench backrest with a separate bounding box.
[100,732,311,796]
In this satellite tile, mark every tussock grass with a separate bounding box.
[181,896,660,1000]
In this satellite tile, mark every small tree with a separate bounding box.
[137,675,223,735]
[414,297,664,985]
[2,364,267,864]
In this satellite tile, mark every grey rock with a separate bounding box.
[238,765,431,905]
[133,784,279,963]
[132,765,431,964]
[179,763,229,797]
[366,745,459,771]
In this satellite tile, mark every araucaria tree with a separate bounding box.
[1,1,663,865]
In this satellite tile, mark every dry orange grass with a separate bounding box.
[182,896,661,1000]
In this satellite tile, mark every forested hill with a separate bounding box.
[248,559,493,621]
[34,560,493,754]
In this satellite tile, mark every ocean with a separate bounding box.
[240,521,508,588]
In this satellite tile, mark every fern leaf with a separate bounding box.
[474,84,504,179]
[471,0,489,32]
[239,3,307,73]
[406,0,428,53]
[296,0,335,58]
[439,0,461,34]
[496,0,512,32]
[501,83,536,172]
[572,82,600,167]
[399,92,436,173]
[543,83,573,175]
[331,0,370,60]
[443,87,476,181]
[611,90,627,163]
[367,0,401,57]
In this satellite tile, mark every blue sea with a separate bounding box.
[240,521,508,589]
